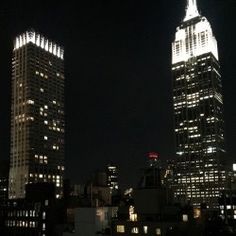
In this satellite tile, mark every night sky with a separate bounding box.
[0,0,235,188]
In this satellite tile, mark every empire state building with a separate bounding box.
[172,0,226,208]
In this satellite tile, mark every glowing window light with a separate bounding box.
[156,228,161,235]
[233,164,236,171]
[26,100,34,105]
[131,227,139,234]
[143,226,148,234]
[183,214,189,222]
[117,225,125,233]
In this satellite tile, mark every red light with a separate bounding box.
[147,152,159,160]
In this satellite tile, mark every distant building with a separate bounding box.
[85,164,120,206]
[112,156,199,236]
[219,190,236,226]
[86,184,112,207]
[63,207,118,236]
[8,30,65,199]
[172,0,226,208]
[106,164,118,192]
[219,164,236,226]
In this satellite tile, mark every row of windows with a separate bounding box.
[6,220,37,228]
[116,225,161,235]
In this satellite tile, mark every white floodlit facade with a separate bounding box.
[171,0,226,208]
[172,0,218,64]
[14,30,64,59]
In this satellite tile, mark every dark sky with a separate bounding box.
[0,0,235,188]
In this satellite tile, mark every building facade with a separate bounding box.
[9,30,65,199]
[63,207,118,236]
[1,183,65,236]
[0,160,9,203]
[172,0,226,207]
[112,157,198,236]
[106,164,118,192]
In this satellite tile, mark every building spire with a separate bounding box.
[184,0,200,21]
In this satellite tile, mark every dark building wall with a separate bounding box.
[0,160,9,202]
[1,183,65,236]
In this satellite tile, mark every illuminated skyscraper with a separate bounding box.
[9,30,65,199]
[172,0,226,207]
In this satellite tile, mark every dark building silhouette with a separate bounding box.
[1,182,65,236]
[112,156,199,236]
[0,160,9,203]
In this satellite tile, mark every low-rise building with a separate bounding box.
[112,155,201,235]
[0,183,65,236]
[63,206,118,236]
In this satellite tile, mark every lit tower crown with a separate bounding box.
[172,0,218,64]
[184,0,200,21]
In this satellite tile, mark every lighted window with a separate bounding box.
[156,228,161,235]
[117,225,125,233]
[130,213,137,222]
[131,227,139,234]
[233,164,236,171]
[143,226,148,234]
[26,100,34,105]
[183,214,188,222]
[129,205,137,221]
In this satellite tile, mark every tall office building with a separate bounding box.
[9,30,65,199]
[107,164,119,192]
[172,0,226,207]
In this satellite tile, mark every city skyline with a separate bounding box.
[0,0,235,188]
